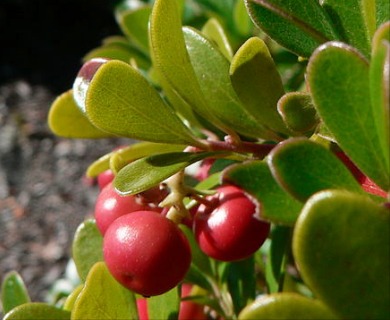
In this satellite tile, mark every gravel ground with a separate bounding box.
[0,81,130,307]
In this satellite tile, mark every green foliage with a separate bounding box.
[3,0,389,319]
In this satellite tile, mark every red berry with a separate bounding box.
[193,185,270,261]
[94,182,161,235]
[97,169,115,190]
[103,211,192,296]
[136,298,149,320]
[179,284,207,320]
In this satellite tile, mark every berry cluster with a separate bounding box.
[92,158,271,302]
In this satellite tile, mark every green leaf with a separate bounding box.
[115,151,228,195]
[224,257,256,315]
[48,90,114,139]
[71,262,138,320]
[63,285,84,312]
[233,0,254,37]
[149,0,235,137]
[238,293,339,319]
[307,42,390,190]
[277,92,319,135]
[244,0,339,57]
[1,271,31,314]
[86,142,185,178]
[223,160,303,225]
[370,23,390,175]
[147,287,180,320]
[201,18,233,60]
[115,6,151,54]
[376,0,390,27]
[83,59,204,147]
[321,0,375,57]
[265,226,291,293]
[72,219,103,282]
[230,37,290,138]
[183,27,274,140]
[268,138,364,201]
[293,190,390,319]
[4,303,70,320]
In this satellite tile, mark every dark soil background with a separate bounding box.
[0,0,130,310]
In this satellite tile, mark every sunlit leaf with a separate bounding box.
[230,37,290,138]
[48,90,114,138]
[201,18,233,60]
[1,271,31,314]
[308,42,390,190]
[293,190,390,319]
[4,303,70,320]
[71,262,138,320]
[72,219,103,282]
[115,151,229,195]
[238,293,339,319]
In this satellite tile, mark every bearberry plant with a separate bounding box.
[1,0,389,319]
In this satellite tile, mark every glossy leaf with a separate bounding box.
[223,160,303,225]
[86,142,184,178]
[147,287,180,320]
[1,271,31,314]
[48,90,114,139]
[293,190,390,319]
[72,219,103,282]
[230,37,290,138]
[277,92,319,134]
[115,6,151,53]
[245,0,339,57]
[308,42,390,190]
[115,151,228,195]
[183,27,273,140]
[4,303,70,320]
[238,293,339,319]
[82,59,204,147]
[149,0,234,137]
[268,138,364,201]
[71,262,138,320]
[370,23,390,171]
[321,0,375,57]
[201,18,233,60]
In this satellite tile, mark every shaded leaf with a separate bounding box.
[223,160,303,225]
[4,303,70,320]
[230,37,290,138]
[48,90,114,139]
[245,0,339,57]
[238,293,339,319]
[268,138,364,201]
[72,219,103,282]
[147,287,180,320]
[293,190,390,319]
[71,262,138,320]
[1,271,31,314]
[308,42,390,190]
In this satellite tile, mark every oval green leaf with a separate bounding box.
[72,219,103,282]
[1,271,31,314]
[48,90,115,139]
[115,151,229,195]
[4,303,70,320]
[308,42,390,190]
[293,190,390,319]
[71,262,138,320]
[245,0,339,57]
[201,18,233,60]
[238,293,339,319]
[268,138,364,201]
[230,37,290,137]
[84,60,204,147]
[223,160,303,225]
[184,27,274,140]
